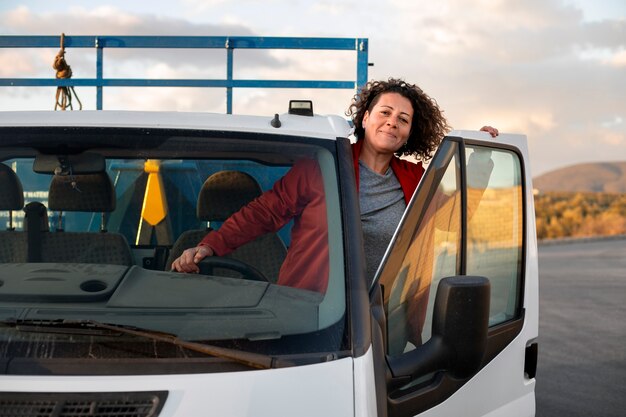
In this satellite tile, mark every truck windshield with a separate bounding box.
[0,127,347,373]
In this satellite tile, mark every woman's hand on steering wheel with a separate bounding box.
[171,245,214,273]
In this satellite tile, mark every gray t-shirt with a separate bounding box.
[359,161,406,283]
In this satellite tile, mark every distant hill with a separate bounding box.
[533,162,626,193]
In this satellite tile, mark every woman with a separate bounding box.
[348,78,497,279]
[171,78,498,290]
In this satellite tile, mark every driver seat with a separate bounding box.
[165,170,287,282]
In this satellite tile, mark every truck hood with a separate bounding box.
[0,357,355,417]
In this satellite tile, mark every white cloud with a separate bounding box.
[102,87,226,112]
[310,2,353,16]
[0,4,262,39]
[67,5,143,26]
[605,49,626,67]
[528,112,558,133]
[181,0,231,11]
[600,131,624,146]
[0,50,37,76]
[601,116,624,128]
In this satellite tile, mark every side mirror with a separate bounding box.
[387,276,490,382]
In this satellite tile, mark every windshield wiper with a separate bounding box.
[1,319,276,369]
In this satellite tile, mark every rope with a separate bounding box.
[52,33,82,111]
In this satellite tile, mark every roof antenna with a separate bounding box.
[271,114,281,128]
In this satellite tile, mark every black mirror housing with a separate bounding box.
[433,275,490,378]
[387,275,490,381]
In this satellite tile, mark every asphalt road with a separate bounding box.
[535,237,626,417]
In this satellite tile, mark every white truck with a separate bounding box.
[0,107,538,417]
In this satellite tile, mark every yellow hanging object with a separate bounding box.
[140,160,168,226]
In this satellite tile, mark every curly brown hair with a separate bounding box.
[346,78,451,160]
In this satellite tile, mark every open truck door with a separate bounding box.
[368,131,539,417]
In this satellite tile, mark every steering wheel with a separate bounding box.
[198,256,269,282]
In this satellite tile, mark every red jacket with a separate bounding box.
[199,143,425,293]
[198,158,329,293]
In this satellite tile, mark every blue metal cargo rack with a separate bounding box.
[0,35,369,113]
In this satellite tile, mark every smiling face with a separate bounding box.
[362,92,414,156]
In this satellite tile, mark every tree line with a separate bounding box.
[534,191,626,240]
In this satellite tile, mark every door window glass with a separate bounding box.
[378,141,524,357]
[466,146,523,326]
[379,143,461,356]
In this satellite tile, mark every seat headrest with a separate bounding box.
[0,163,24,210]
[23,201,49,232]
[48,172,116,212]
[197,171,262,221]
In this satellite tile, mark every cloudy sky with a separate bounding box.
[0,0,624,176]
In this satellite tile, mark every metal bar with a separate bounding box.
[0,79,356,88]
[356,38,369,90]
[95,37,103,110]
[0,36,360,50]
[226,40,233,114]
